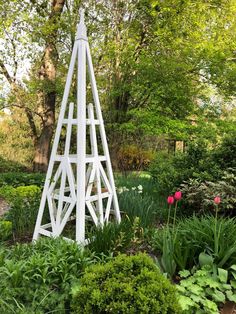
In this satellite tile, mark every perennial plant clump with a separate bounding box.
[0,185,41,237]
[177,265,236,314]
[71,253,181,314]
[180,168,236,215]
[0,237,99,313]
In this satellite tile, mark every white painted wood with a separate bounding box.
[54,155,107,163]
[63,118,99,125]
[105,195,113,222]
[33,8,121,244]
[75,9,88,244]
[86,201,99,226]
[87,192,110,202]
[88,103,104,225]
[86,42,121,223]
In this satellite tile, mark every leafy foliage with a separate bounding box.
[88,218,143,256]
[151,215,236,277]
[180,168,236,214]
[213,131,236,169]
[177,266,236,314]
[116,145,154,173]
[0,237,99,313]
[0,156,27,173]
[0,185,41,237]
[0,220,12,242]
[148,141,220,195]
[118,190,158,228]
[0,172,45,188]
[115,172,167,226]
[71,253,181,314]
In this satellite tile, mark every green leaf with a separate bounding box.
[231,271,236,280]
[205,278,220,289]
[176,285,185,293]
[211,290,225,303]
[179,269,191,278]
[190,284,204,294]
[230,280,236,289]
[178,295,195,311]
[230,265,236,271]
[218,268,228,283]
[199,252,213,267]
[202,299,218,312]
[191,294,203,303]
[222,284,231,290]
[226,292,236,303]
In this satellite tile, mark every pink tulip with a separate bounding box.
[167,196,174,205]
[214,196,221,205]
[174,191,182,201]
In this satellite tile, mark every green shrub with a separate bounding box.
[0,172,45,188]
[71,253,181,314]
[213,131,236,169]
[180,168,236,215]
[116,145,155,173]
[177,266,236,313]
[0,185,41,237]
[148,152,180,193]
[0,237,98,313]
[0,220,12,241]
[148,141,221,194]
[0,156,27,173]
[151,215,236,277]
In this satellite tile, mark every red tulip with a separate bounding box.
[167,196,174,205]
[214,196,221,205]
[174,191,182,201]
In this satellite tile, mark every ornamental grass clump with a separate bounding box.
[71,253,181,314]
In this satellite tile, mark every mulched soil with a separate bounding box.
[221,302,236,314]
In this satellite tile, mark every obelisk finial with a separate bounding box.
[79,8,84,24]
[76,8,87,40]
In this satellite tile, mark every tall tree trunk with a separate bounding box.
[33,0,65,172]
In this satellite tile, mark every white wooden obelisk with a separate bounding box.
[33,9,121,244]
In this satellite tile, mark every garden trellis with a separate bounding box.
[33,9,121,244]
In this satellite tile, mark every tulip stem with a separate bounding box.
[167,205,171,226]
[173,201,178,227]
[214,204,219,255]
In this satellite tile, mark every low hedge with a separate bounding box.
[71,253,181,313]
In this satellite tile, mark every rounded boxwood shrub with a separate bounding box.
[71,253,181,314]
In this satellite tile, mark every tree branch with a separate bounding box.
[0,60,13,85]
[24,107,38,143]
